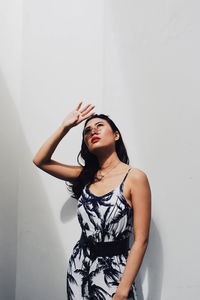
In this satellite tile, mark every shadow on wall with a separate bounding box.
[0,70,18,300]
[0,70,68,300]
[60,197,77,223]
[132,219,163,300]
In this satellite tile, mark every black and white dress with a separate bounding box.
[66,168,138,300]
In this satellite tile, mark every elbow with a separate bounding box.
[32,158,41,166]
[32,158,50,168]
[141,240,149,248]
[32,158,37,164]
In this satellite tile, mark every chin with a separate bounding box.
[90,144,109,155]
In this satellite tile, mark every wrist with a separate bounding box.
[59,123,72,134]
[116,278,133,297]
[115,288,129,299]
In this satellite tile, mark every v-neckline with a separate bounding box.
[85,182,121,199]
[85,167,132,199]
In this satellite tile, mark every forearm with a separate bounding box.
[32,124,71,165]
[116,241,148,297]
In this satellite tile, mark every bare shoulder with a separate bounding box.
[128,166,151,199]
[128,166,151,192]
[129,166,149,181]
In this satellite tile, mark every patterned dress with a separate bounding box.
[66,168,138,300]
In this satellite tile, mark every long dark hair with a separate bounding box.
[65,113,130,199]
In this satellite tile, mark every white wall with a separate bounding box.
[16,1,104,300]
[0,0,22,299]
[0,1,199,300]
[102,1,200,299]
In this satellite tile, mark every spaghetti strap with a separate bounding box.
[121,167,133,185]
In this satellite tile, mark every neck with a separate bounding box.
[97,151,121,170]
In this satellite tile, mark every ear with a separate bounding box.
[114,131,120,141]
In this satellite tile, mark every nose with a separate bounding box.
[91,127,99,135]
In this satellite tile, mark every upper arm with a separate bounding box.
[32,159,83,182]
[130,170,152,244]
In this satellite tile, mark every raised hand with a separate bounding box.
[61,102,96,129]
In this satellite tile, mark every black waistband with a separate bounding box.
[79,232,130,260]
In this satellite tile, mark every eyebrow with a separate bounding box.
[84,121,104,130]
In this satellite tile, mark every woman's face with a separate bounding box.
[83,118,119,153]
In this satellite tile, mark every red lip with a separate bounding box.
[91,136,101,143]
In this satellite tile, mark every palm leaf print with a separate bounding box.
[110,204,130,225]
[95,257,120,286]
[89,284,112,300]
[66,170,138,300]
[66,272,77,300]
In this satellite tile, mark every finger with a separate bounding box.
[81,111,96,122]
[79,103,94,113]
[87,111,96,118]
[81,105,95,116]
[75,101,83,111]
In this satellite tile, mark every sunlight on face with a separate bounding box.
[83,118,119,152]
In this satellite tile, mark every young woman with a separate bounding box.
[32,102,151,300]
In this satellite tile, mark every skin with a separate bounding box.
[83,117,152,300]
[83,117,121,170]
